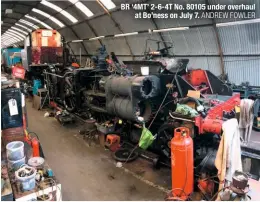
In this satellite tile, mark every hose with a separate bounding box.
[112,148,139,162]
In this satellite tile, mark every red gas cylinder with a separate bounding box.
[171,127,193,200]
[31,138,40,157]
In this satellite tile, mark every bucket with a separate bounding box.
[15,165,36,191]
[8,156,26,171]
[141,66,149,76]
[6,141,24,161]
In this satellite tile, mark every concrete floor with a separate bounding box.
[26,98,260,200]
[26,100,169,201]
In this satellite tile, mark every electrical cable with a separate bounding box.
[27,131,39,140]
[209,186,229,201]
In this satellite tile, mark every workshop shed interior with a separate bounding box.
[1,0,260,201]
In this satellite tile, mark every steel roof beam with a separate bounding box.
[96,0,134,59]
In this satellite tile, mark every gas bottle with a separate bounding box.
[171,127,193,200]
[31,138,40,157]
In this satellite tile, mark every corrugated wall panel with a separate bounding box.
[72,22,96,39]
[51,0,259,86]
[125,34,162,55]
[209,0,260,23]
[224,57,260,86]
[101,38,131,55]
[112,10,156,32]
[59,28,87,55]
[160,26,218,55]
[83,41,101,54]
[88,15,130,55]
[111,10,162,55]
[218,23,260,54]
[181,57,222,76]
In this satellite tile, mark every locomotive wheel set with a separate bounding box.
[21,40,243,200]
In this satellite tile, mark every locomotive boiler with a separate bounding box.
[61,45,189,123]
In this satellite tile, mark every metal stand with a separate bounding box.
[40,70,52,109]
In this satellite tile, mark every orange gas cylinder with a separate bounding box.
[31,137,40,157]
[171,127,193,200]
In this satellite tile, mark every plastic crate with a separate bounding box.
[96,123,115,134]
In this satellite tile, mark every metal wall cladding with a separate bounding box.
[179,57,222,76]
[123,56,222,76]
[160,27,219,55]
[88,15,131,55]
[53,0,260,86]
[218,23,260,55]
[224,57,260,86]
[209,0,260,23]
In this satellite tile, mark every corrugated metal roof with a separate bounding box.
[2,0,260,86]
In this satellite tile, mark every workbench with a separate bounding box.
[1,165,13,201]
[11,178,62,201]
[1,149,62,201]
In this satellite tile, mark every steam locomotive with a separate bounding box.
[21,30,233,162]
[42,44,234,167]
[19,30,242,199]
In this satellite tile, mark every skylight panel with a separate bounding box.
[25,15,52,29]
[68,0,94,17]
[2,36,20,43]
[60,11,78,23]
[40,0,78,23]
[2,33,24,41]
[99,0,116,10]
[32,8,65,27]
[15,23,32,32]
[11,27,28,35]
[19,19,39,29]
[6,30,26,39]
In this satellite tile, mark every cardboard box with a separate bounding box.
[187,90,200,99]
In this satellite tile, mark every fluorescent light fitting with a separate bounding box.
[11,27,28,35]
[60,11,78,23]
[216,18,260,27]
[89,36,105,40]
[19,19,39,29]
[74,1,94,17]
[32,8,65,28]
[71,39,83,43]
[41,0,78,23]
[6,30,26,38]
[114,32,138,37]
[99,0,116,10]
[15,23,32,32]
[25,15,52,29]
[41,0,62,12]
[153,27,189,33]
